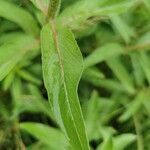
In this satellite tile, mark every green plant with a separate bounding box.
[0,0,150,150]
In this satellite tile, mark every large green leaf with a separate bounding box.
[41,23,90,150]
[0,0,39,36]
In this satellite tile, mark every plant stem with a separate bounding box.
[46,0,61,21]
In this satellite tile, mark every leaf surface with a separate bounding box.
[41,23,89,150]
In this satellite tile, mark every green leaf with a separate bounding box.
[93,0,137,16]
[84,43,124,68]
[41,23,90,150]
[84,91,101,140]
[119,90,149,122]
[114,133,136,150]
[20,122,68,150]
[27,142,55,150]
[97,136,113,150]
[110,14,135,43]
[83,67,105,80]
[58,0,137,30]
[14,94,52,117]
[143,99,150,116]
[0,32,26,44]
[0,20,17,33]
[17,70,41,85]
[83,76,125,92]
[11,83,54,119]
[97,133,136,150]
[135,32,150,51]
[0,54,20,81]
[107,56,135,94]
[138,52,150,85]
[27,142,51,150]
[2,72,15,90]
[11,77,22,103]
[0,34,39,81]
[130,52,145,87]
[0,0,39,36]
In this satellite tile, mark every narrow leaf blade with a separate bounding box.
[0,0,39,36]
[20,122,68,149]
[84,43,124,68]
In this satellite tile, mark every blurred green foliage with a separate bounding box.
[0,0,150,149]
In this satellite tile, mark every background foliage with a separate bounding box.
[0,0,150,149]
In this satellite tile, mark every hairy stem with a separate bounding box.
[46,0,61,21]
